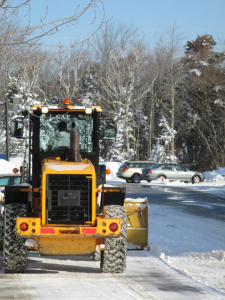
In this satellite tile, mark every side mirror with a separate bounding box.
[11,120,24,138]
[105,123,116,140]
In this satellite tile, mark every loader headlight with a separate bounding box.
[85,107,92,114]
[41,106,49,114]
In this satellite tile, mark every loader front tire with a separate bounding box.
[101,205,127,273]
[3,204,28,273]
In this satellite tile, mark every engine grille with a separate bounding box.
[46,174,92,225]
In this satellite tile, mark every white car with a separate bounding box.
[0,174,21,194]
[116,161,156,183]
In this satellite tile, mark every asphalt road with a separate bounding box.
[118,182,225,222]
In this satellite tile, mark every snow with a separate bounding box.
[213,85,223,92]
[190,69,201,76]
[200,60,209,66]
[147,204,225,296]
[0,158,21,174]
[45,162,92,172]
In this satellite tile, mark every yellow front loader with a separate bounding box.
[2,100,149,274]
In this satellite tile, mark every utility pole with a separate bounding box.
[5,97,10,161]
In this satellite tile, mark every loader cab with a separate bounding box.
[29,105,108,189]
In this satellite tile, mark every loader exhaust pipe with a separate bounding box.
[69,122,81,162]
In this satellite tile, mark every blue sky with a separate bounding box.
[21,0,225,49]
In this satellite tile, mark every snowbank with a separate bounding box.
[101,161,124,182]
[0,159,21,174]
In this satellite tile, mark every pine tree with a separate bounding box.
[178,34,225,170]
[149,116,177,162]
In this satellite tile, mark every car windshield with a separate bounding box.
[39,113,93,153]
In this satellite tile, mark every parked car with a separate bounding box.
[0,174,21,194]
[142,163,205,183]
[116,161,156,183]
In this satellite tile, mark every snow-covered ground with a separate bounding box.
[0,159,225,298]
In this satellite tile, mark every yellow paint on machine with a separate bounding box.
[16,217,122,238]
[39,238,96,255]
[124,198,149,250]
[41,158,97,226]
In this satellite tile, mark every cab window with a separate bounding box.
[14,176,21,185]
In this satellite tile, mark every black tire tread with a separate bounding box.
[3,204,28,273]
[93,250,101,261]
[101,205,127,273]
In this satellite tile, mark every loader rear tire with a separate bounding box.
[93,250,101,261]
[100,205,127,273]
[3,204,28,273]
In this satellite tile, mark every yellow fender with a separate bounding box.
[124,198,149,250]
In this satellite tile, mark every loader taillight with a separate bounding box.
[123,167,129,172]
[148,170,152,174]
[19,222,28,231]
[109,223,118,232]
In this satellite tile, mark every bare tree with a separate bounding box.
[96,30,156,159]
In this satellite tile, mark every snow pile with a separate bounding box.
[0,159,21,174]
[101,161,124,181]
[204,168,225,184]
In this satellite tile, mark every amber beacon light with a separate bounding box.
[63,98,71,105]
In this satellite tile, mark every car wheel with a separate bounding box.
[192,175,200,184]
[126,178,133,183]
[132,173,141,183]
